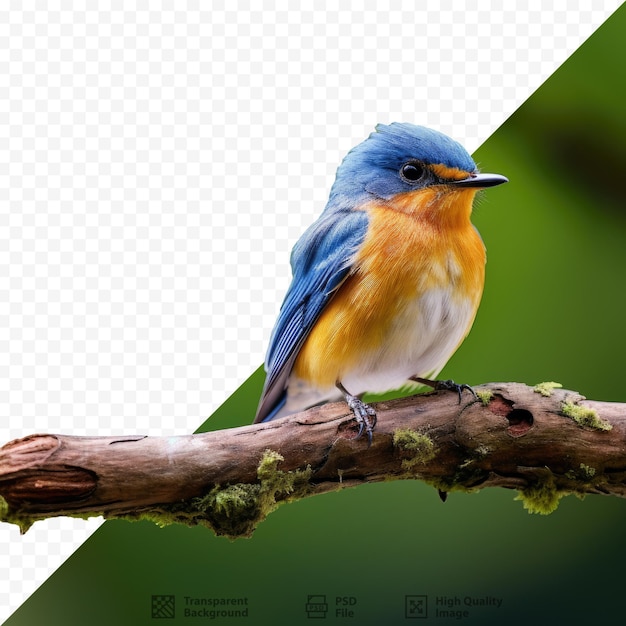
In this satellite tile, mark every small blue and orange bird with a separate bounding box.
[254,123,507,440]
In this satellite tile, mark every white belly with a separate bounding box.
[281,287,477,415]
[340,287,477,394]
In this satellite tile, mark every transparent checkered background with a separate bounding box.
[0,1,620,621]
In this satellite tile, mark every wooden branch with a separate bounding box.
[1,382,625,539]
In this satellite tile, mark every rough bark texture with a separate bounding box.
[1,382,625,538]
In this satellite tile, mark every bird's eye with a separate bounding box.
[400,162,425,183]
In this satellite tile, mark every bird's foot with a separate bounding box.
[336,382,377,445]
[410,376,477,404]
[345,394,377,444]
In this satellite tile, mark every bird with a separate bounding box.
[254,122,507,441]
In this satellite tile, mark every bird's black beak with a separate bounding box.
[449,173,508,188]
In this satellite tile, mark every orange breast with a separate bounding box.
[293,187,486,388]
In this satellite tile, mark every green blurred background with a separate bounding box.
[6,7,626,626]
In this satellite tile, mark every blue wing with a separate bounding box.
[254,207,370,422]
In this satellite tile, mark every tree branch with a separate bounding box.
[1,382,625,538]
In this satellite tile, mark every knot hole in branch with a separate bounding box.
[506,408,534,437]
[485,394,534,437]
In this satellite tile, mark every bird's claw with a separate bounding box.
[345,394,377,445]
[434,379,477,404]
[410,376,477,404]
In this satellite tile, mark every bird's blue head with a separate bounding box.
[327,123,488,210]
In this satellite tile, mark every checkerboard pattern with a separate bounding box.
[151,594,176,619]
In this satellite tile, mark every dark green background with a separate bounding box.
[6,6,626,625]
